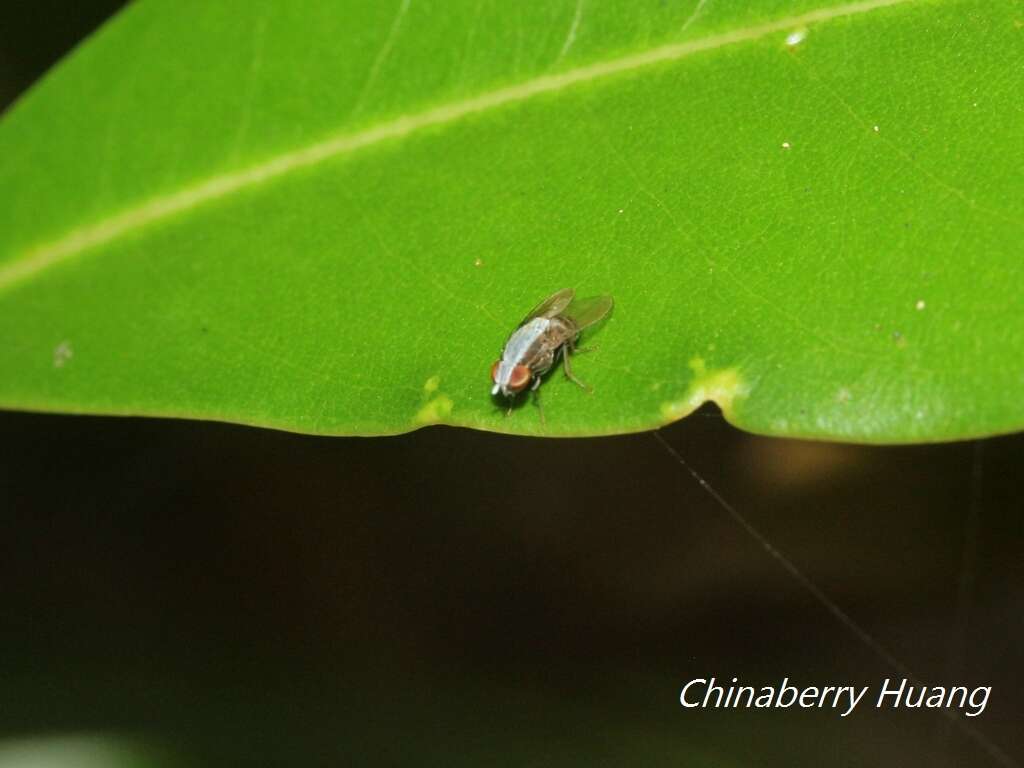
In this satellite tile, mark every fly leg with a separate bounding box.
[531,376,546,425]
[561,342,592,392]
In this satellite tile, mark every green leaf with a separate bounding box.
[1,0,1021,441]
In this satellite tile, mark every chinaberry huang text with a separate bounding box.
[679,677,990,718]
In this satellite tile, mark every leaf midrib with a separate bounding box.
[0,0,920,294]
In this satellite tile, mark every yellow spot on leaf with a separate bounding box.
[415,396,453,425]
[415,376,451,424]
[660,357,749,421]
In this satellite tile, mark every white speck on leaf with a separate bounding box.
[915,299,926,310]
[53,340,73,368]
[873,125,880,132]
[781,141,791,149]
[474,257,483,267]
[785,28,807,46]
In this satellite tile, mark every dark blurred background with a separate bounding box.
[1,5,1022,767]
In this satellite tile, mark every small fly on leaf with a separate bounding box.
[490,288,613,418]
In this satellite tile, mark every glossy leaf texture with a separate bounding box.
[1,0,1022,441]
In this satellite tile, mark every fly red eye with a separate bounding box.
[490,360,501,383]
[506,364,532,393]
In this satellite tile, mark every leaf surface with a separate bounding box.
[1,0,1022,441]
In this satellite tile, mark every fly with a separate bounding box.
[490,288,614,418]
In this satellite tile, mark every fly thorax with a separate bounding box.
[503,318,551,368]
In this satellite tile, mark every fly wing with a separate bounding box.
[520,288,575,325]
[562,294,614,332]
